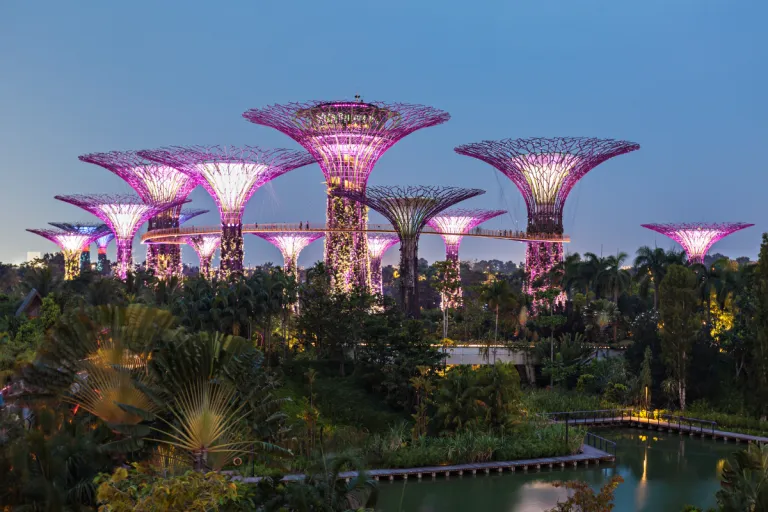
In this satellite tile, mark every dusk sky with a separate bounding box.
[2,1,766,269]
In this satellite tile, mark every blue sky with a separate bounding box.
[1,0,766,268]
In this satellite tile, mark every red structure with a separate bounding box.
[243,98,450,293]
[334,185,484,318]
[455,137,639,305]
[54,194,186,279]
[140,145,313,277]
[367,233,399,296]
[252,231,325,279]
[426,209,506,309]
[78,151,198,279]
[94,233,115,273]
[641,222,754,264]
[27,226,109,280]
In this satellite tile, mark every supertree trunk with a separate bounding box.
[526,241,566,309]
[443,244,462,310]
[325,194,370,293]
[97,251,109,274]
[115,238,133,280]
[370,256,384,296]
[63,251,80,280]
[220,222,243,277]
[147,209,182,279]
[79,250,91,273]
[399,237,420,318]
[284,254,298,280]
[199,255,213,277]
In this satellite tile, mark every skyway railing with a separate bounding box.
[141,223,571,244]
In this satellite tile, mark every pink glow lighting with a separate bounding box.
[367,233,399,296]
[253,231,324,275]
[427,209,506,258]
[27,228,108,280]
[641,222,754,264]
[184,234,221,277]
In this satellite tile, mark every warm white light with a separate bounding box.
[96,203,155,238]
[56,234,94,253]
[510,153,582,204]
[268,235,318,260]
[674,228,721,260]
[367,235,399,259]
[195,162,268,215]
[131,165,194,202]
[428,216,475,245]
[186,235,221,259]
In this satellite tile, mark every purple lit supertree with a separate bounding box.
[334,185,484,318]
[54,194,186,280]
[426,209,506,309]
[27,227,109,280]
[49,221,109,272]
[455,137,640,304]
[243,99,450,294]
[140,145,314,277]
[78,151,198,279]
[252,231,324,279]
[367,233,399,296]
[95,233,115,274]
[641,223,754,264]
[183,234,221,277]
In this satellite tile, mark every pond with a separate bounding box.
[376,428,737,511]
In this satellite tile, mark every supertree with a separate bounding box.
[95,233,115,274]
[54,194,186,280]
[426,208,506,309]
[333,185,484,318]
[49,221,108,272]
[455,137,640,304]
[178,208,209,225]
[78,151,198,279]
[252,231,324,279]
[182,234,221,277]
[641,223,754,264]
[141,208,208,273]
[243,99,450,293]
[367,233,399,296]
[27,227,109,280]
[140,145,314,277]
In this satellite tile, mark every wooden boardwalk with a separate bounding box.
[235,444,614,483]
[558,416,768,444]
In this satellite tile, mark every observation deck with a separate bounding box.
[141,223,570,245]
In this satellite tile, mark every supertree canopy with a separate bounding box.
[54,194,186,280]
[49,221,109,272]
[641,222,754,264]
[178,208,208,225]
[27,227,109,280]
[455,137,640,303]
[243,99,450,294]
[367,233,399,296]
[95,233,115,274]
[140,145,314,277]
[253,231,324,279]
[79,151,198,280]
[183,234,221,277]
[334,185,484,318]
[426,208,506,309]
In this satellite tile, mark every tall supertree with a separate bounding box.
[95,233,115,274]
[54,194,186,280]
[243,99,450,293]
[49,221,108,272]
[141,208,208,273]
[641,223,754,264]
[252,231,324,279]
[78,151,198,279]
[455,137,640,303]
[140,145,314,277]
[27,227,109,280]
[334,185,484,318]
[367,233,399,296]
[182,234,221,277]
[426,208,506,309]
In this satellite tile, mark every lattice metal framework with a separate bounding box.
[426,208,506,309]
[334,185,484,318]
[253,231,325,278]
[178,208,208,225]
[55,194,185,280]
[183,234,221,277]
[140,145,313,277]
[49,221,108,272]
[27,227,108,280]
[95,233,115,273]
[80,150,199,279]
[641,222,754,264]
[367,233,399,296]
[244,99,450,293]
[455,137,639,303]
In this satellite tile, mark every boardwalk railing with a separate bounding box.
[585,432,617,456]
[541,409,719,437]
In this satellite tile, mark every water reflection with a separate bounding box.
[377,429,738,512]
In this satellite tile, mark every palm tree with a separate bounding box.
[717,443,768,511]
[550,253,582,300]
[634,246,668,310]
[579,252,603,299]
[480,279,513,345]
[20,264,60,298]
[212,278,256,337]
